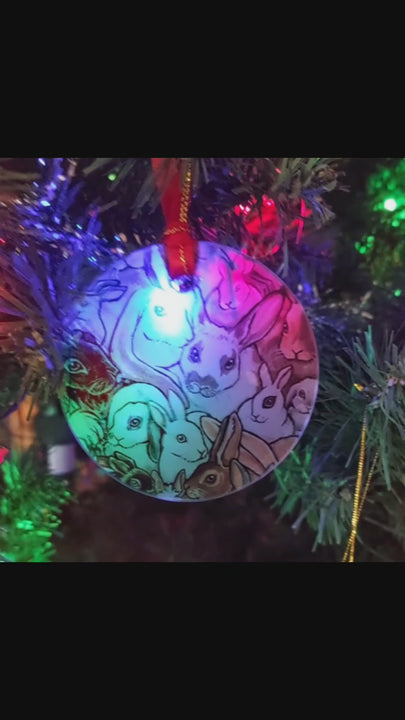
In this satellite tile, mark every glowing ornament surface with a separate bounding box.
[59,242,319,502]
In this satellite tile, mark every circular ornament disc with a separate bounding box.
[59,242,319,502]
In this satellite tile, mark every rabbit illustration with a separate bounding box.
[255,291,294,358]
[256,293,318,389]
[174,413,252,501]
[179,290,286,405]
[199,248,281,329]
[104,382,170,475]
[98,450,164,495]
[279,299,317,363]
[199,414,278,479]
[71,279,130,346]
[109,244,204,377]
[149,390,210,487]
[61,331,120,414]
[285,377,318,433]
[238,364,296,444]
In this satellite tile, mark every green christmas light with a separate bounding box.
[108,173,117,182]
[384,198,398,212]
[394,289,402,297]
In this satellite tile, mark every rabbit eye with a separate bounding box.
[224,358,235,371]
[298,389,306,399]
[283,322,289,335]
[263,396,276,409]
[220,352,237,375]
[204,474,218,486]
[154,305,166,318]
[128,417,142,430]
[189,347,201,363]
[177,434,187,444]
[64,358,87,375]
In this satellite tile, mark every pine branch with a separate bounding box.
[0,449,71,562]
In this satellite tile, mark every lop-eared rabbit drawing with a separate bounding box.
[178,290,286,418]
[174,413,277,501]
[104,382,172,475]
[238,364,296,444]
[197,247,282,329]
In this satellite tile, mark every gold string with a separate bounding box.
[163,159,193,276]
[342,414,378,563]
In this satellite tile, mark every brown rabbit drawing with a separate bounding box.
[174,412,275,501]
[174,413,248,501]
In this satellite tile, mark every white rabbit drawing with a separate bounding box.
[177,290,286,418]
[149,390,211,487]
[108,245,203,378]
[238,364,296,444]
[285,377,318,433]
[104,382,170,475]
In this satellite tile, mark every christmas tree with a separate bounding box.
[1,157,404,563]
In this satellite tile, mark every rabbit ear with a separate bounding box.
[230,459,250,490]
[147,421,162,463]
[149,402,168,430]
[143,247,171,290]
[240,431,278,470]
[201,416,221,443]
[259,363,272,387]
[275,366,292,390]
[211,413,242,467]
[174,470,187,496]
[167,390,186,421]
[238,444,277,477]
[234,292,285,351]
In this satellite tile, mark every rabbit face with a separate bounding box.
[174,413,251,500]
[279,301,317,362]
[62,332,119,412]
[105,382,170,464]
[108,402,154,449]
[109,248,202,373]
[286,378,317,413]
[161,418,209,465]
[286,378,318,433]
[238,364,295,443]
[179,292,286,398]
[176,460,246,501]
[180,327,240,397]
[149,390,211,486]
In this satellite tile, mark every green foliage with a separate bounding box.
[359,158,405,286]
[271,328,405,553]
[0,450,71,562]
[272,448,354,550]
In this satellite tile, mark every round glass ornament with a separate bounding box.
[59,242,319,502]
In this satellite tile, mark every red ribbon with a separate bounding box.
[151,158,197,280]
